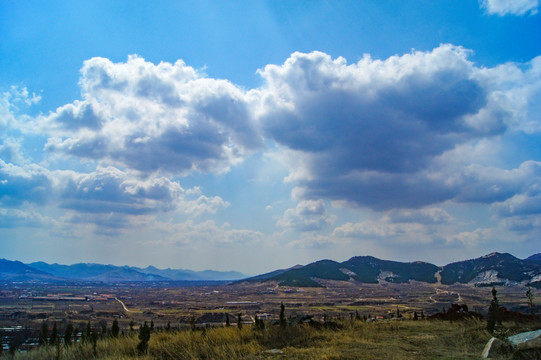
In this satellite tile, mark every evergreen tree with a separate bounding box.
[111,319,120,338]
[237,313,243,330]
[64,322,74,346]
[0,336,3,355]
[190,315,196,332]
[225,314,230,327]
[129,320,134,331]
[526,286,535,315]
[8,341,16,356]
[279,302,287,329]
[38,321,49,346]
[150,320,154,332]
[85,321,92,342]
[413,311,418,321]
[137,322,151,355]
[355,310,361,321]
[254,315,265,330]
[91,330,98,355]
[49,321,58,345]
[487,287,500,333]
[166,322,171,332]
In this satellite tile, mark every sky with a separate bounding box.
[1,0,541,275]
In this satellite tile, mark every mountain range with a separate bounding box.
[2,252,540,286]
[240,252,541,288]
[0,259,246,282]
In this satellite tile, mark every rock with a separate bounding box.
[263,349,284,355]
[482,337,511,358]
[507,329,541,351]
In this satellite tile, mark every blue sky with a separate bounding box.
[1,0,540,274]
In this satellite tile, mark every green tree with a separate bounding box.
[49,321,58,345]
[38,321,49,346]
[237,313,243,330]
[129,320,134,331]
[487,287,501,333]
[413,311,418,321]
[85,321,92,342]
[150,320,154,332]
[526,286,535,315]
[166,322,171,332]
[280,302,287,329]
[111,319,120,338]
[190,315,196,331]
[64,323,74,346]
[137,322,151,355]
[225,314,230,327]
[91,330,98,355]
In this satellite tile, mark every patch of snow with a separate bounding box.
[340,268,356,276]
[469,270,501,284]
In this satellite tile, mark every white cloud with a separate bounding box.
[0,207,52,228]
[0,86,40,130]
[480,0,539,15]
[277,199,336,231]
[153,219,264,246]
[42,55,263,176]
[256,46,541,215]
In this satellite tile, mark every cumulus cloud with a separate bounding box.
[0,157,228,231]
[154,219,264,246]
[480,0,539,15]
[43,55,263,176]
[257,46,541,213]
[0,160,52,206]
[0,86,40,130]
[0,208,52,228]
[277,199,336,231]
[55,167,229,222]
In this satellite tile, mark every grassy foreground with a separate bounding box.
[0,319,504,360]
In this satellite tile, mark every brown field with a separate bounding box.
[0,280,539,358]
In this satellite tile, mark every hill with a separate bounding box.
[131,265,246,281]
[244,256,440,287]
[439,252,541,286]
[0,261,247,282]
[525,253,541,263]
[0,259,59,281]
[242,252,541,287]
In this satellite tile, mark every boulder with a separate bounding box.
[507,329,541,351]
[482,337,511,358]
[482,329,541,358]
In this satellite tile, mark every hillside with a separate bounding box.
[0,259,59,281]
[245,256,440,287]
[439,252,541,286]
[242,252,541,287]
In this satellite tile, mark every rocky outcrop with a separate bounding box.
[482,329,541,358]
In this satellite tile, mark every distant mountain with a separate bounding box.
[525,253,541,263]
[440,252,541,286]
[243,256,440,287]
[0,259,59,281]
[128,265,246,281]
[242,252,541,288]
[241,265,303,283]
[26,261,246,282]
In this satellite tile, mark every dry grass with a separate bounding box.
[1,319,515,359]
